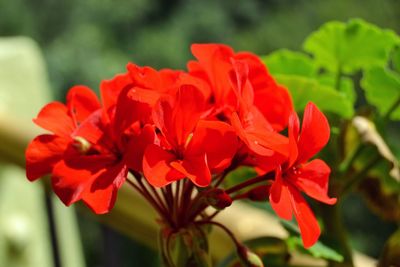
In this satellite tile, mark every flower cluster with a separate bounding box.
[26,44,336,248]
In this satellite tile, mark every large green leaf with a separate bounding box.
[317,74,356,104]
[275,74,354,118]
[392,47,400,73]
[303,19,400,74]
[361,66,400,120]
[261,49,317,77]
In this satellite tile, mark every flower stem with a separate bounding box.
[320,203,354,267]
[341,154,381,195]
[196,220,241,247]
[383,95,400,122]
[174,180,181,227]
[334,64,342,91]
[127,174,174,227]
[225,172,274,194]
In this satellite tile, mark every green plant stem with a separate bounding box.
[196,220,241,247]
[338,144,366,174]
[320,202,354,267]
[383,95,400,122]
[341,154,381,195]
[335,64,342,91]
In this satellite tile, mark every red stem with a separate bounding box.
[225,172,274,194]
[196,220,241,247]
[126,177,174,226]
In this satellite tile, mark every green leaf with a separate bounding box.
[361,66,400,120]
[262,49,317,77]
[281,221,344,263]
[303,19,400,74]
[275,74,354,118]
[317,74,356,104]
[392,47,400,74]
[287,236,344,263]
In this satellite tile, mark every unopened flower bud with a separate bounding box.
[237,245,264,267]
[247,185,271,202]
[204,188,232,210]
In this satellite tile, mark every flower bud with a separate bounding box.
[247,185,271,202]
[237,245,264,267]
[204,188,232,210]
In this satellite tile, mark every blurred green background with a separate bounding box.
[1,0,399,266]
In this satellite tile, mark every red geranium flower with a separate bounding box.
[143,85,238,187]
[188,43,293,129]
[26,75,156,214]
[187,44,292,166]
[269,102,337,247]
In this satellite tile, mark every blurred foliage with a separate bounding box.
[1,0,400,99]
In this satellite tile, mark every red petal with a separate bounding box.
[83,163,127,214]
[67,85,101,124]
[172,85,206,146]
[25,134,69,181]
[247,152,286,174]
[82,184,118,214]
[72,109,104,144]
[51,154,122,214]
[288,111,300,167]
[186,120,238,172]
[142,144,184,187]
[170,154,211,187]
[91,162,128,191]
[113,86,158,137]
[100,73,133,113]
[153,85,205,148]
[289,186,321,248]
[124,124,156,172]
[177,73,212,100]
[246,109,289,157]
[290,159,337,205]
[230,112,274,156]
[253,85,293,132]
[234,52,277,93]
[33,102,75,137]
[269,167,293,220]
[127,63,181,94]
[234,52,294,131]
[190,44,235,106]
[297,102,330,163]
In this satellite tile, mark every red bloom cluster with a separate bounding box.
[25,44,336,247]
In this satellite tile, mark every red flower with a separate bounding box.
[188,44,293,130]
[26,86,100,181]
[187,44,292,165]
[228,58,289,158]
[269,102,337,248]
[25,76,156,214]
[143,85,238,187]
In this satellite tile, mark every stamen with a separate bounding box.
[73,136,91,154]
